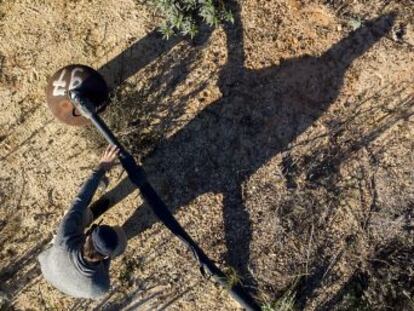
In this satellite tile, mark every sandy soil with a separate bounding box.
[0,0,413,310]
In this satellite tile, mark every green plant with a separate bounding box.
[262,289,296,311]
[148,0,234,39]
[261,281,297,311]
[224,266,242,289]
[261,292,296,311]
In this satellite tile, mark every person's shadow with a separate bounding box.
[91,1,395,291]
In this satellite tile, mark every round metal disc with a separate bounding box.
[46,64,109,126]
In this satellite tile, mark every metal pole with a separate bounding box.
[69,91,261,311]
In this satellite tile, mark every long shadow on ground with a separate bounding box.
[90,1,395,293]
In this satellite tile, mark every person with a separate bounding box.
[38,145,127,299]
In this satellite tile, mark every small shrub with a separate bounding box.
[261,281,297,311]
[273,288,296,311]
[148,0,234,39]
[225,267,242,289]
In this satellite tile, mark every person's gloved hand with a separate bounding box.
[98,145,120,171]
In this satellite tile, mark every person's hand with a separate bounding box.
[98,145,120,171]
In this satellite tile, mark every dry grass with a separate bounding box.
[0,0,413,310]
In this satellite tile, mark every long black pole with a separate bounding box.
[71,92,261,310]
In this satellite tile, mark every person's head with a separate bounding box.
[82,224,125,263]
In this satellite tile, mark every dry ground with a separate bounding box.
[0,0,413,310]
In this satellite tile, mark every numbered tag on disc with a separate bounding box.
[46,64,109,126]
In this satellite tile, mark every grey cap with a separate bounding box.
[91,225,119,257]
[90,225,127,258]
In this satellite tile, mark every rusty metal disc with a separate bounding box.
[46,64,109,126]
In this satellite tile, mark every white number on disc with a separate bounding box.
[52,69,67,97]
[52,67,84,97]
[68,67,84,90]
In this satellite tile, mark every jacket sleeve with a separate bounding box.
[55,167,105,247]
